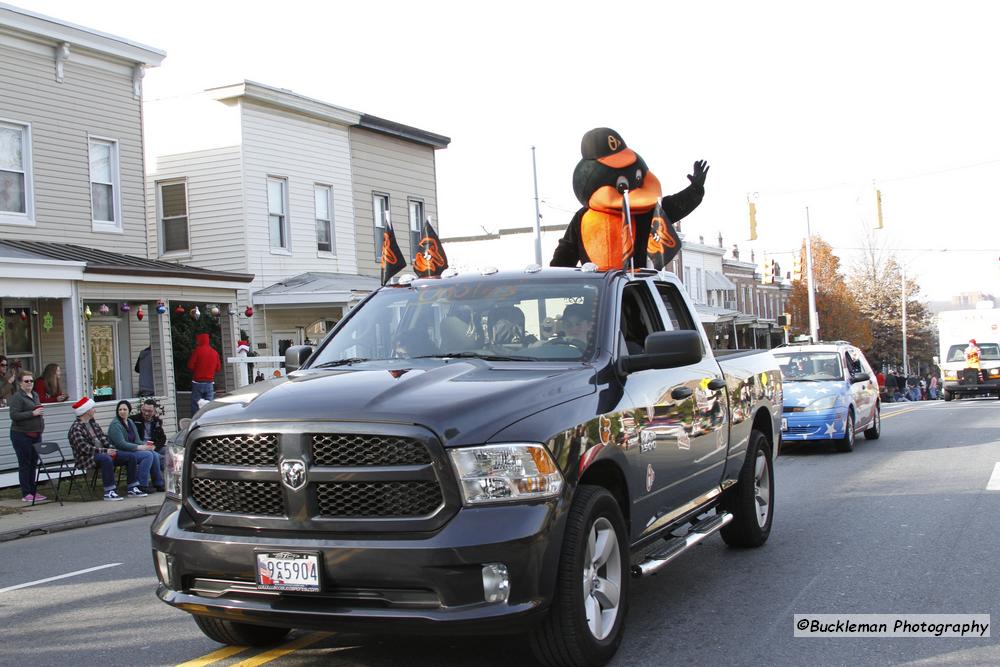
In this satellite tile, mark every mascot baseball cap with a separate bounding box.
[581,127,637,168]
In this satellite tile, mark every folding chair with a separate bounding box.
[89,462,127,494]
[32,441,91,506]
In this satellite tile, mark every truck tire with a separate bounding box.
[721,429,774,548]
[864,404,881,440]
[192,614,291,647]
[835,412,855,453]
[943,390,953,402]
[529,485,629,667]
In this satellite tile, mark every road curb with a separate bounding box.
[0,504,161,543]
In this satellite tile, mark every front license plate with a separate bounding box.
[781,418,788,432]
[256,552,321,592]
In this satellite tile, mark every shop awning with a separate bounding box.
[705,271,737,291]
[696,304,740,324]
[253,272,381,306]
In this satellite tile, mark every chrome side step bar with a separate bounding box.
[630,511,733,577]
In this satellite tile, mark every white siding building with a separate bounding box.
[145,82,449,361]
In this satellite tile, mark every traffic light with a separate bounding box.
[778,313,790,328]
[748,201,758,240]
[792,254,804,282]
[772,261,781,283]
[761,258,774,284]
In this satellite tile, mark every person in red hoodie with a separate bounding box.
[187,332,221,415]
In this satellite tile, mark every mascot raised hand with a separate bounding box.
[550,127,708,270]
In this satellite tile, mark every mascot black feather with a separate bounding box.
[550,127,709,270]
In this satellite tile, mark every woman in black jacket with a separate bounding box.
[8,369,46,502]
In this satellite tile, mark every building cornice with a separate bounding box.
[207,80,362,126]
[0,2,164,65]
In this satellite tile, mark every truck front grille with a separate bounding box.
[191,434,278,466]
[311,434,432,466]
[316,481,443,517]
[190,478,285,516]
[185,426,456,531]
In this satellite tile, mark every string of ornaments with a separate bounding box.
[81,301,253,320]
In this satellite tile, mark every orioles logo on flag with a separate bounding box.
[414,237,447,275]
[381,233,398,266]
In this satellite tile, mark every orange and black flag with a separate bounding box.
[413,217,449,278]
[380,213,405,285]
[646,201,681,270]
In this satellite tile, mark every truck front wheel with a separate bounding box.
[192,614,291,647]
[721,429,774,548]
[943,390,953,402]
[530,485,628,667]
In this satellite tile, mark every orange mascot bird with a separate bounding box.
[550,127,708,270]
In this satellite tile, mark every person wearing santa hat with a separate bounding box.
[67,397,138,501]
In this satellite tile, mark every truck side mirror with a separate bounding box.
[850,372,870,384]
[622,330,703,374]
[285,345,314,373]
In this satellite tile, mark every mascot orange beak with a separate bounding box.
[597,148,637,168]
[588,170,663,214]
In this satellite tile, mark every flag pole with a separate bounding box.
[622,188,634,274]
[531,146,543,266]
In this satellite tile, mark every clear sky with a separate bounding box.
[12,0,1000,300]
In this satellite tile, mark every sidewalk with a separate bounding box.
[0,490,164,542]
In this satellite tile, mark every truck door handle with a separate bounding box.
[707,379,726,391]
[671,386,693,400]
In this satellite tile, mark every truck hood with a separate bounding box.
[191,360,596,446]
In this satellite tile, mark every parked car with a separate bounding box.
[773,342,880,452]
[152,267,783,667]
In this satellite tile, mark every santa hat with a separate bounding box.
[73,397,95,416]
[970,339,978,345]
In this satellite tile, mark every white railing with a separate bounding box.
[226,356,287,388]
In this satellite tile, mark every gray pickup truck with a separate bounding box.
[152,267,782,667]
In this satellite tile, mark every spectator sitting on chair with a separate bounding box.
[130,399,167,469]
[107,400,163,495]
[68,397,138,501]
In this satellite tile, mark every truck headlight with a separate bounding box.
[449,444,563,505]
[807,395,842,411]
[164,441,186,500]
[944,371,957,381]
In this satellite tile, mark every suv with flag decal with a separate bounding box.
[152,267,782,667]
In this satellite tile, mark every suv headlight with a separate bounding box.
[449,444,563,505]
[807,395,842,411]
[164,441,186,500]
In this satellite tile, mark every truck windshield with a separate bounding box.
[947,343,999,362]
[774,351,843,381]
[309,278,604,365]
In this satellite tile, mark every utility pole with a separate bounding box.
[805,207,819,342]
[530,146,543,266]
[901,264,908,376]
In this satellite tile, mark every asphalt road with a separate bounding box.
[2,398,999,666]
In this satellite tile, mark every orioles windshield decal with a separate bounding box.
[413,219,449,277]
[647,201,681,270]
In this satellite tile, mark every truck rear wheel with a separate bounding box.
[530,485,628,667]
[721,429,774,548]
[192,614,291,647]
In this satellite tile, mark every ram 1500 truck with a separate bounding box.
[152,267,783,667]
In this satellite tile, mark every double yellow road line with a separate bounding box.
[176,632,333,667]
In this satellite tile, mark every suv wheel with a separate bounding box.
[530,485,628,667]
[864,404,881,440]
[192,615,291,647]
[835,412,856,452]
[721,429,774,548]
